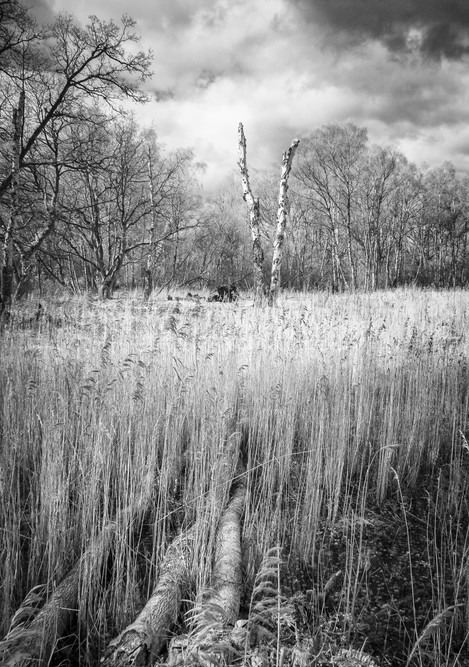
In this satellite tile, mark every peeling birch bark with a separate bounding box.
[101,527,195,666]
[268,138,300,306]
[237,123,266,302]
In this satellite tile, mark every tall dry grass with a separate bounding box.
[1,288,468,663]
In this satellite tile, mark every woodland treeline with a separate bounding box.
[2,0,469,304]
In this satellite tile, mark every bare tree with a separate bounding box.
[53,116,150,298]
[238,123,299,304]
[0,89,23,313]
[0,7,152,303]
[0,13,152,199]
[268,138,300,305]
[237,123,266,301]
[143,135,198,300]
[295,124,367,292]
[0,0,41,73]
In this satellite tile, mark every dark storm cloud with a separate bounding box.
[288,0,469,60]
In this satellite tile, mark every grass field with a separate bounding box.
[1,288,469,666]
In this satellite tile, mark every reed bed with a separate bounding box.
[1,288,468,665]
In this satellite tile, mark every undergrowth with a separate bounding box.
[1,288,468,665]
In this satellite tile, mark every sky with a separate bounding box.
[29,0,469,192]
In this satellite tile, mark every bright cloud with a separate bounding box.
[31,0,469,191]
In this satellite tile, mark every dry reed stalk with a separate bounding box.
[1,289,469,665]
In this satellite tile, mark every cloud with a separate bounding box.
[287,0,469,60]
[27,0,56,23]
[27,0,469,192]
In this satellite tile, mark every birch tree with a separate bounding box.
[237,123,266,301]
[268,138,300,305]
[237,123,299,304]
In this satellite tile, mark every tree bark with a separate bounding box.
[102,527,196,667]
[167,477,246,667]
[1,89,24,315]
[237,123,266,302]
[143,147,158,301]
[268,138,300,306]
[0,521,117,667]
[205,480,246,625]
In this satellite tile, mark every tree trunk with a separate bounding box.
[268,138,300,306]
[237,123,266,302]
[204,479,246,625]
[97,273,119,299]
[101,527,196,667]
[144,147,158,302]
[1,90,24,315]
[0,520,118,667]
[168,477,246,667]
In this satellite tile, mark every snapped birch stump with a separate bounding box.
[237,122,299,305]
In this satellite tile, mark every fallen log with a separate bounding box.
[0,521,117,667]
[204,479,246,625]
[168,478,246,667]
[101,527,196,666]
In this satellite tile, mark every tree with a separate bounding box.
[0,12,152,199]
[357,145,401,290]
[419,163,469,287]
[268,138,300,305]
[237,123,266,301]
[33,118,202,298]
[381,161,423,287]
[0,5,152,307]
[1,89,24,311]
[295,123,367,292]
[49,115,150,298]
[190,174,253,289]
[237,123,299,303]
[0,0,41,74]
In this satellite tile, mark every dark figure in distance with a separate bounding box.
[208,284,238,302]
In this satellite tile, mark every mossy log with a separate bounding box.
[101,527,195,667]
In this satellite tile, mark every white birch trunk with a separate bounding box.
[237,123,266,301]
[268,138,300,306]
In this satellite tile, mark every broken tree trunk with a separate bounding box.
[237,123,266,302]
[168,477,246,667]
[101,527,196,667]
[268,138,300,307]
[0,520,118,667]
[205,479,246,625]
